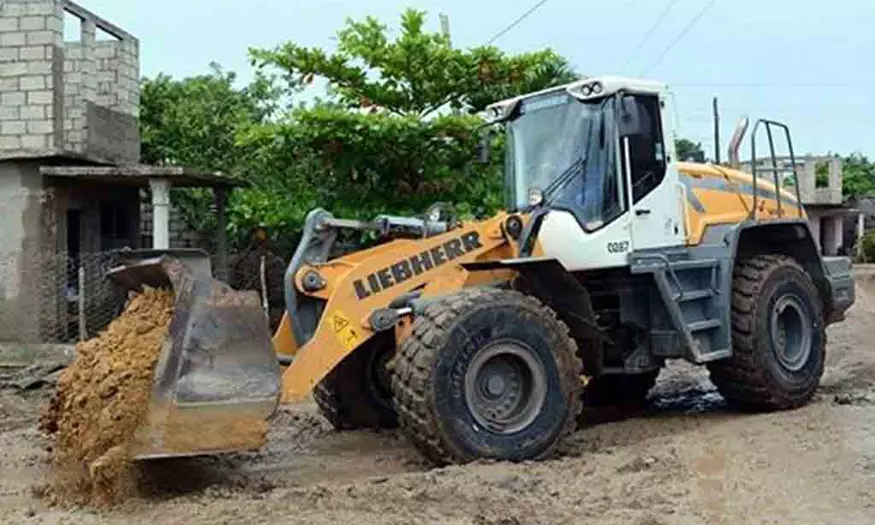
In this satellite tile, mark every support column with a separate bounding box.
[214,187,229,282]
[822,217,840,256]
[149,178,171,249]
[857,212,866,257]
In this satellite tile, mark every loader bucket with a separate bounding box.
[106,250,281,460]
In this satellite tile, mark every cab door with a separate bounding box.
[619,94,684,251]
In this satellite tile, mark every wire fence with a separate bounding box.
[0,251,120,344]
[0,247,289,345]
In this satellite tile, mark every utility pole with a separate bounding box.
[440,13,460,116]
[440,13,452,48]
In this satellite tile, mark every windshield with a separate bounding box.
[505,93,624,231]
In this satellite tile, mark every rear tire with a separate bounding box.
[708,255,825,411]
[392,288,582,465]
[582,370,659,407]
[314,335,397,430]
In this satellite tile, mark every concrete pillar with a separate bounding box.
[214,187,228,281]
[857,212,866,257]
[808,212,822,253]
[822,217,841,256]
[149,178,170,249]
[81,18,96,49]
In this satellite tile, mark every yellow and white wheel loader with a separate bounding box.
[110,76,855,464]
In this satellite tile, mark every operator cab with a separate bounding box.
[485,77,683,270]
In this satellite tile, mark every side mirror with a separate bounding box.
[475,132,491,164]
[618,95,645,137]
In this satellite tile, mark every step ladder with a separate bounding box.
[631,252,731,363]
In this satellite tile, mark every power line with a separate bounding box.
[676,114,875,126]
[485,0,550,45]
[675,82,874,88]
[619,0,680,73]
[640,0,717,76]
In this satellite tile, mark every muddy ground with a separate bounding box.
[2,277,875,524]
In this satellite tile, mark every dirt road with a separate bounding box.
[2,279,875,525]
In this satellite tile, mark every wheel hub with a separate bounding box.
[484,373,508,397]
[464,341,547,434]
[770,294,813,372]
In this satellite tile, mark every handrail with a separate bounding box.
[749,119,803,220]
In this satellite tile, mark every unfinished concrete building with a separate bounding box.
[0,0,235,343]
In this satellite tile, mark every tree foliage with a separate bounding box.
[250,9,574,118]
[224,9,576,245]
[842,154,875,197]
[675,138,706,162]
[140,63,277,172]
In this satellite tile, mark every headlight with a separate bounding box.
[566,80,608,101]
[528,187,544,206]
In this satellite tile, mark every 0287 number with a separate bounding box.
[607,241,629,254]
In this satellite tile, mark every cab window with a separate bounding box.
[622,96,667,203]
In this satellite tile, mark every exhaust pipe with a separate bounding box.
[727,117,749,169]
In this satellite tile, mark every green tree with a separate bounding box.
[842,153,875,197]
[235,9,576,234]
[251,9,574,118]
[675,138,706,162]
[140,63,278,171]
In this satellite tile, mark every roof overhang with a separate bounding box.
[39,165,245,188]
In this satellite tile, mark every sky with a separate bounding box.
[73,0,875,159]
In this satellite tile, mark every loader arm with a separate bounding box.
[273,212,518,403]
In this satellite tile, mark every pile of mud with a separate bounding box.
[39,287,174,507]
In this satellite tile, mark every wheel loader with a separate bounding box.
[109,76,855,464]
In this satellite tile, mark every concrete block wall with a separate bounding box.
[62,38,94,152]
[798,157,843,206]
[63,18,139,157]
[0,0,64,154]
[0,0,140,162]
[93,40,139,115]
[741,155,844,206]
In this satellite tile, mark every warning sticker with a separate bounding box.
[330,309,361,351]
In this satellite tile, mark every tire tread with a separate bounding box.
[708,254,824,410]
[391,287,582,465]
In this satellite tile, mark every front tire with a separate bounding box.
[709,255,825,410]
[392,288,582,465]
